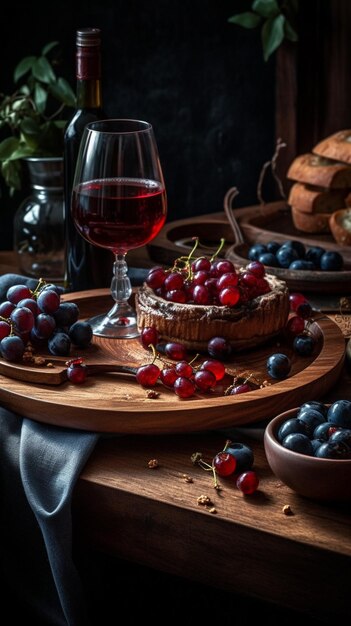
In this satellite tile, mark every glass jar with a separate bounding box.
[13,157,65,282]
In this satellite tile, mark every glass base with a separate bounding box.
[88,301,140,339]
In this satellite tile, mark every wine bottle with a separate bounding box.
[63,27,113,291]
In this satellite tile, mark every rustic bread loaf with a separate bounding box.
[313,130,351,165]
[291,205,332,234]
[287,153,351,188]
[288,182,351,214]
[329,208,351,246]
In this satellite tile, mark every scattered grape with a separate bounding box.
[236,470,259,494]
[212,451,236,476]
[66,358,87,384]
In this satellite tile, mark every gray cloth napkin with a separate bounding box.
[0,269,149,625]
[0,409,98,625]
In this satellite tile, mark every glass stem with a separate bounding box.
[110,253,132,304]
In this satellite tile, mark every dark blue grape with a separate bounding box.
[293,334,316,356]
[53,302,80,328]
[282,433,314,455]
[6,284,32,305]
[295,301,313,319]
[30,327,49,349]
[280,240,306,258]
[258,252,279,267]
[48,332,71,356]
[266,241,280,254]
[37,289,60,314]
[41,283,65,296]
[10,306,35,333]
[311,439,324,454]
[305,246,325,268]
[266,353,291,379]
[299,400,328,417]
[319,251,344,271]
[0,335,25,362]
[248,244,267,261]
[68,321,93,348]
[315,441,351,459]
[225,442,254,473]
[313,422,333,441]
[327,400,351,428]
[277,417,308,442]
[17,297,39,316]
[329,429,351,449]
[283,239,306,259]
[297,408,326,436]
[289,260,315,270]
[35,313,56,339]
[0,301,15,318]
[276,246,299,268]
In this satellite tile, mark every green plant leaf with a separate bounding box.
[18,85,31,96]
[42,41,59,56]
[34,82,48,114]
[252,0,279,18]
[32,57,56,84]
[0,137,20,160]
[14,56,36,83]
[49,78,76,107]
[20,116,41,135]
[262,14,285,61]
[1,159,22,191]
[228,12,261,29]
[8,143,36,159]
[53,120,67,130]
[284,20,298,42]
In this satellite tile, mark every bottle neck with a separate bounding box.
[76,78,102,109]
[76,44,102,109]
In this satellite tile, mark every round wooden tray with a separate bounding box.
[0,290,345,434]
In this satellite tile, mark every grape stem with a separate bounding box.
[191,451,221,490]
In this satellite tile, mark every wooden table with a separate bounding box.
[1,249,351,623]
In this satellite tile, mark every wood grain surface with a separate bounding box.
[73,425,351,622]
[0,289,345,433]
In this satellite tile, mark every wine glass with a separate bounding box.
[71,119,167,338]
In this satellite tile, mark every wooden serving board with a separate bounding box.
[0,289,345,434]
[147,203,351,295]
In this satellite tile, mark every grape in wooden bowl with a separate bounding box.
[263,401,351,503]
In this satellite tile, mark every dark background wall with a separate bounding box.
[0,0,276,250]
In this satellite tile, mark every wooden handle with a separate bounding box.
[223,187,245,244]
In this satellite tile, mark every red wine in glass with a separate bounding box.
[71,118,167,338]
[72,177,167,252]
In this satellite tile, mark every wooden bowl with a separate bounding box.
[226,241,351,294]
[329,208,351,246]
[264,407,351,502]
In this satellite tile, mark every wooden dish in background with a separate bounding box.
[238,201,351,263]
[226,241,351,294]
[148,202,351,294]
[0,289,345,434]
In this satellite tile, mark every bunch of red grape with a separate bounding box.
[0,280,93,363]
[138,326,226,398]
[146,254,271,307]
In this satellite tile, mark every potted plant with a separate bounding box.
[0,41,76,280]
[0,40,76,191]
